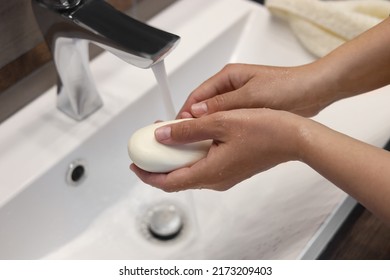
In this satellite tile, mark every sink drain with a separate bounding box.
[66,159,88,186]
[141,202,185,242]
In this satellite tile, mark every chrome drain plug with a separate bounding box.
[144,203,184,241]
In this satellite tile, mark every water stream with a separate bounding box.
[150,60,200,241]
[151,61,176,119]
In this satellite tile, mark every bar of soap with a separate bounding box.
[128,119,212,173]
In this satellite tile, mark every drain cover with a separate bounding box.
[146,203,184,241]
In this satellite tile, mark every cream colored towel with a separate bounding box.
[266,0,390,57]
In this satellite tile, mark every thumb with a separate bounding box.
[154,117,222,145]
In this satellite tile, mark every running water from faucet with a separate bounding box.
[151,61,176,119]
[150,61,201,242]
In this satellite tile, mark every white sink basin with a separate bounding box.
[1,0,390,259]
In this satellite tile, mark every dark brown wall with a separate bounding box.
[0,0,134,93]
[0,1,42,69]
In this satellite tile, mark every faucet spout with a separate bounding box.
[31,0,180,120]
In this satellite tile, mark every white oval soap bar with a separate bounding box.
[128,119,212,173]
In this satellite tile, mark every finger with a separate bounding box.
[178,111,193,119]
[191,87,253,116]
[177,64,243,117]
[155,115,225,145]
[130,162,205,192]
[131,148,217,191]
[131,142,233,192]
[130,163,168,188]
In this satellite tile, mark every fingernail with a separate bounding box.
[180,111,193,119]
[155,126,171,141]
[191,102,208,115]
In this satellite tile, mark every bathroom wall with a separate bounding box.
[0,0,176,123]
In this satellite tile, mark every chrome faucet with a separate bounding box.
[31,0,180,120]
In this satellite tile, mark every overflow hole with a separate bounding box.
[66,159,88,186]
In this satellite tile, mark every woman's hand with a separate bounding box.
[179,16,390,121]
[178,63,337,119]
[131,108,390,223]
[131,108,304,192]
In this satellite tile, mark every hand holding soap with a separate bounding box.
[128,119,212,173]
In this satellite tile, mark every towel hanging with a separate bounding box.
[266,0,390,57]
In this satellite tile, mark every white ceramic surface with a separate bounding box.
[1,0,390,259]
